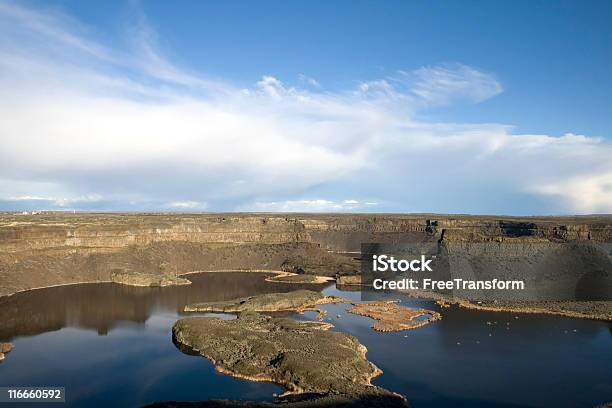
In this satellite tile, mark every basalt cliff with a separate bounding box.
[1,213,611,302]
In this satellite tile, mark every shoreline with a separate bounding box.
[2,271,609,322]
[334,283,612,322]
[451,299,612,322]
[0,269,334,300]
[403,289,612,322]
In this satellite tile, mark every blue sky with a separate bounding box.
[52,0,612,137]
[1,0,611,214]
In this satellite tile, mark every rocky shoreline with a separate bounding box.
[452,299,612,321]
[338,283,612,322]
[407,289,612,321]
[0,342,13,362]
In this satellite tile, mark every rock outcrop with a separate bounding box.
[336,275,363,286]
[0,342,13,362]
[110,270,191,287]
[171,314,407,406]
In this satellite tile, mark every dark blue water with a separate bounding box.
[303,287,612,408]
[0,273,610,407]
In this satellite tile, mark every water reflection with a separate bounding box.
[0,273,322,407]
[0,272,322,341]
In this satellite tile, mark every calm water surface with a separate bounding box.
[0,272,610,407]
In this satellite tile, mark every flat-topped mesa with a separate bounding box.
[1,213,610,253]
[0,342,13,362]
[184,290,346,313]
[171,314,407,407]
[110,270,191,287]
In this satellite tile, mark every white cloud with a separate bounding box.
[245,199,375,212]
[0,2,610,214]
[407,63,503,105]
[256,75,290,99]
[0,2,112,61]
[4,194,103,209]
[164,200,206,209]
[531,172,612,214]
[7,196,48,201]
[298,74,320,88]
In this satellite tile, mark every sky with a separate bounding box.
[0,0,611,214]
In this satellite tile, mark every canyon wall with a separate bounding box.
[1,213,611,297]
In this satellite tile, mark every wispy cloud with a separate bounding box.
[2,194,103,210]
[298,74,320,88]
[357,63,502,108]
[164,200,207,210]
[245,199,377,212]
[407,63,503,105]
[0,2,610,214]
[0,2,113,61]
[531,172,612,214]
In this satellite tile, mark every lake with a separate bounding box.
[0,272,610,407]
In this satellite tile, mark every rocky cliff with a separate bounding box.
[0,213,611,297]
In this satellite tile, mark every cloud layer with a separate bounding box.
[0,2,611,214]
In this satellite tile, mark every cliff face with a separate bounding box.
[2,213,611,251]
[0,213,611,297]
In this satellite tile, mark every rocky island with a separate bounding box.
[110,270,192,287]
[184,290,345,314]
[185,290,442,332]
[169,313,407,407]
[347,301,442,332]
